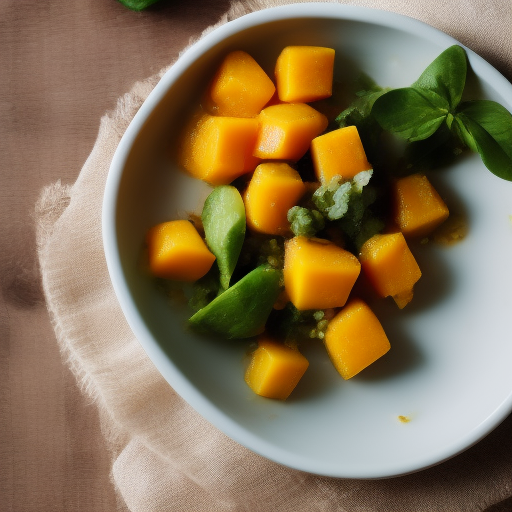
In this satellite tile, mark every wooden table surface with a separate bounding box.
[2,1,512,511]
[0,2,229,510]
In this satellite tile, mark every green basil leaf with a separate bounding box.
[372,87,449,142]
[451,115,478,153]
[354,72,385,96]
[335,73,389,127]
[412,45,467,110]
[453,100,512,180]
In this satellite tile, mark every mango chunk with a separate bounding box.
[146,220,215,281]
[178,111,259,185]
[245,337,309,400]
[324,298,390,380]
[244,162,307,235]
[393,173,449,237]
[253,103,328,161]
[311,126,372,183]
[284,236,361,311]
[207,51,276,118]
[275,46,335,103]
[359,232,421,308]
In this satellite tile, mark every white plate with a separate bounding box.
[102,3,512,478]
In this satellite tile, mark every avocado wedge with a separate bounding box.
[188,265,282,339]
[202,185,246,290]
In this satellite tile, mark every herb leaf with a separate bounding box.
[335,72,385,125]
[336,90,387,127]
[372,87,449,142]
[453,100,512,180]
[412,45,467,110]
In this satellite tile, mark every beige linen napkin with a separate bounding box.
[36,1,512,510]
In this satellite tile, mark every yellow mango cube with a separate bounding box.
[284,236,361,310]
[275,46,335,103]
[178,111,259,185]
[146,220,215,281]
[244,162,307,235]
[324,298,390,380]
[311,126,372,183]
[207,50,276,118]
[253,103,328,161]
[245,338,309,400]
[359,232,421,308]
[393,173,450,237]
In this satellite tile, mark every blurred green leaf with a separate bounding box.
[118,0,162,11]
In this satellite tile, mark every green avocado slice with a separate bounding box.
[202,185,246,291]
[188,265,282,339]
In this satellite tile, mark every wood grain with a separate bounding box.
[0,1,229,510]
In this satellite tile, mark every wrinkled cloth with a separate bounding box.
[35,1,512,511]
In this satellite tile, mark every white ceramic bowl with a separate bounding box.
[103,3,512,478]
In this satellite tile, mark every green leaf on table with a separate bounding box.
[117,0,161,11]
[372,87,450,142]
[412,45,467,110]
[453,100,512,180]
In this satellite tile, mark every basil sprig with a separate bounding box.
[373,88,450,142]
[371,45,512,181]
[452,101,512,181]
[412,44,467,109]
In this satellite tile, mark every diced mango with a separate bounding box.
[359,232,421,308]
[284,236,361,310]
[146,220,215,281]
[245,337,309,400]
[324,298,390,379]
[393,173,450,237]
[253,103,328,161]
[244,162,307,235]
[206,51,276,118]
[311,126,372,183]
[178,111,259,185]
[275,46,335,103]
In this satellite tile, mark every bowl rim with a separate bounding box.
[102,2,512,479]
